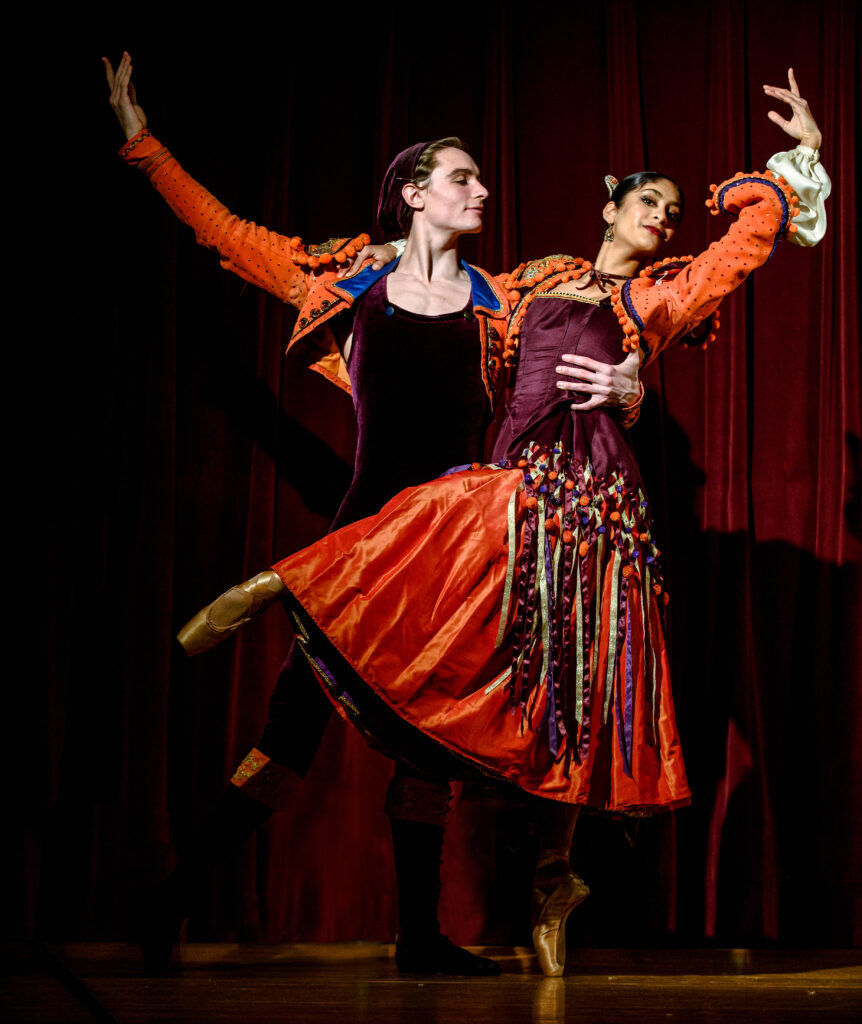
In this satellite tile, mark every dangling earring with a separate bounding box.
[603,175,618,244]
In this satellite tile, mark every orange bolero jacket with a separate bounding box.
[120,130,512,408]
[498,170,800,371]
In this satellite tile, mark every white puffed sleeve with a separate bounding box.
[766,145,831,246]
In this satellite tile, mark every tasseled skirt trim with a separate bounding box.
[274,443,690,811]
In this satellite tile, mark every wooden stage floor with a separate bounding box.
[3,943,861,1023]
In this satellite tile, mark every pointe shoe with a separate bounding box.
[531,871,589,977]
[177,570,286,656]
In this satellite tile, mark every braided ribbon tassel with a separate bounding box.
[491,445,664,777]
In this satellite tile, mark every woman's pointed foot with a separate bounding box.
[531,871,589,976]
[177,570,286,655]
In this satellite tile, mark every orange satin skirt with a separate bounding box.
[274,452,690,811]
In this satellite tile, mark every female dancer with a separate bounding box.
[179,70,828,974]
[106,51,642,975]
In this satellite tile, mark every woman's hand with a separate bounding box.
[556,350,640,411]
[338,243,400,279]
[103,51,147,141]
[763,68,821,151]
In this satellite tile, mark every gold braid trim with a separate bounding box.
[140,149,173,178]
[119,130,152,157]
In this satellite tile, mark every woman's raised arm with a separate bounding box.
[613,69,829,362]
[763,69,830,247]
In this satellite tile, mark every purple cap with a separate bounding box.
[377,141,429,236]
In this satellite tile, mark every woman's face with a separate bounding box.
[606,178,682,258]
[404,148,488,235]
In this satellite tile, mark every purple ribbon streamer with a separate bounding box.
[578,538,593,763]
[541,530,559,757]
[624,600,634,775]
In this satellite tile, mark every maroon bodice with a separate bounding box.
[492,294,641,485]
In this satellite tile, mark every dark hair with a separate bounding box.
[399,136,468,234]
[609,171,685,222]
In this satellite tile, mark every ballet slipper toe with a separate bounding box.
[177,571,286,656]
[531,872,589,977]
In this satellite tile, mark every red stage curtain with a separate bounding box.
[25,1,860,949]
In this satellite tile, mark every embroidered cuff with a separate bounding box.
[231,748,299,809]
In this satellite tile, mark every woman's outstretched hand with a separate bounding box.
[103,51,147,140]
[763,68,821,151]
[556,350,640,411]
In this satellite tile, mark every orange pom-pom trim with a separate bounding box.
[504,256,587,366]
[712,170,800,239]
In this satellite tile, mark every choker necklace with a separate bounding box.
[575,267,631,293]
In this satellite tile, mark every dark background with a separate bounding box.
[20,0,860,950]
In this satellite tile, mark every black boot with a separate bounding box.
[389,818,501,977]
[141,785,274,971]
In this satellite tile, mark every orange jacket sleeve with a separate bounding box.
[119,130,369,313]
[611,171,799,365]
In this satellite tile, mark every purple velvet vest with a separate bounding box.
[332,276,489,529]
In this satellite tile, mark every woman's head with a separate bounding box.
[377,138,487,237]
[603,172,684,257]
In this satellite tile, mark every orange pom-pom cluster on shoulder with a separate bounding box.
[296,234,372,270]
[500,255,589,366]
